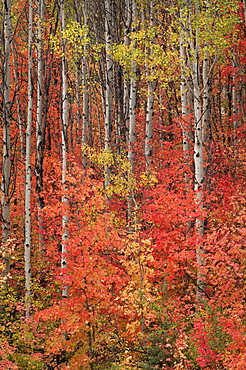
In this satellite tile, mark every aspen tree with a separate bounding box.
[25,0,33,317]
[35,0,45,250]
[231,58,240,146]
[127,0,137,219]
[190,2,206,302]
[123,0,131,141]
[180,7,192,175]
[60,0,69,299]
[127,0,137,168]
[145,0,157,171]
[113,4,125,155]
[1,0,12,277]
[82,1,89,168]
[202,56,211,145]
[72,0,89,168]
[13,54,25,159]
[202,1,212,196]
[183,0,208,302]
[104,0,114,152]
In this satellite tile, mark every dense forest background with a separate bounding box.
[0,0,246,369]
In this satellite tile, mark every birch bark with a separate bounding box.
[127,0,137,168]
[25,0,33,317]
[190,3,206,302]
[124,0,131,137]
[1,0,12,278]
[35,0,45,250]
[185,0,209,302]
[127,0,137,219]
[145,1,157,171]
[82,2,89,168]
[180,10,191,167]
[13,53,25,159]
[104,0,114,152]
[232,58,240,145]
[73,0,89,166]
[60,0,69,299]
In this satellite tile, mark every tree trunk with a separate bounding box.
[104,0,114,152]
[127,0,137,168]
[123,0,131,138]
[232,58,240,145]
[25,0,33,317]
[180,10,191,168]
[145,1,157,171]
[60,0,69,300]
[1,0,12,278]
[185,0,208,302]
[13,52,25,159]
[35,0,45,251]
[191,5,206,303]
[82,2,89,168]
[126,0,137,219]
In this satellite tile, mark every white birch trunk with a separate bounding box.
[13,53,25,159]
[123,0,131,128]
[36,0,45,250]
[180,6,193,213]
[82,3,89,168]
[193,44,205,303]
[180,13,190,158]
[104,0,114,152]
[1,0,12,278]
[201,0,211,177]
[202,52,210,144]
[127,0,137,167]
[128,73,137,166]
[187,1,206,302]
[127,0,137,219]
[60,0,69,299]
[202,46,212,195]
[145,1,157,171]
[25,0,33,317]
[232,58,240,144]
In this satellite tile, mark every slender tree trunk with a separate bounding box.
[25,0,33,317]
[127,0,137,219]
[104,0,114,152]
[115,64,125,154]
[1,0,12,278]
[202,46,212,190]
[186,0,207,302]
[13,51,25,159]
[180,11,191,168]
[232,58,240,145]
[243,0,246,25]
[60,0,69,299]
[202,52,211,144]
[127,0,137,168]
[36,0,45,251]
[180,7,193,243]
[128,72,137,167]
[82,2,89,169]
[73,0,89,166]
[124,0,131,135]
[192,16,205,303]
[145,1,157,171]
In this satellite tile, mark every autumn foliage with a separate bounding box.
[0,0,246,369]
